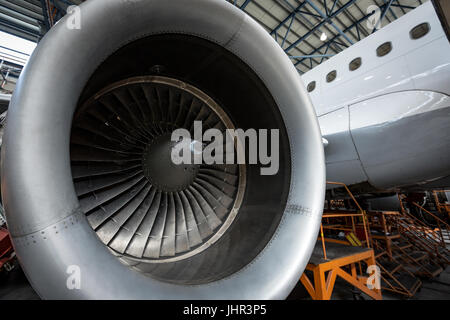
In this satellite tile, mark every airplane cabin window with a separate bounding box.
[376,42,392,57]
[307,81,316,92]
[410,22,430,39]
[326,70,337,83]
[349,57,362,71]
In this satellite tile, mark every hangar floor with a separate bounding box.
[1,260,449,300]
[0,261,39,300]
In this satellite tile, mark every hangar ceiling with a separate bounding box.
[0,0,428,77]
[233,0,427,73]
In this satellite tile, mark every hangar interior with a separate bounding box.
[0,0,449,300]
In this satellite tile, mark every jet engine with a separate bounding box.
[1,0,325,299]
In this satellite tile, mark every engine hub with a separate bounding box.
[142,134,199,192]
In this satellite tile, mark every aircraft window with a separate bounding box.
[307,81,316,92]
[376,42,392,57]
[349,57,362,71]
[326,70,337,83]
[410,23,430,39]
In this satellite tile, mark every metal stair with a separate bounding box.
[391,212,450,266]
[374,244,422,298]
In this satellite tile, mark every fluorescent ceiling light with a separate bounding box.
[0,31,37,66]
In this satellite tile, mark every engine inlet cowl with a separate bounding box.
[2,0,325,299]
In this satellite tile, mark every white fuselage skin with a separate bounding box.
[302,1,450,191]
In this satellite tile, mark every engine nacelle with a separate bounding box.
[1,0,325,299]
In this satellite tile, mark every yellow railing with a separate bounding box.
[320,181,371,260]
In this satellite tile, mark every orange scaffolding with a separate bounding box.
[300,241,382,300]
[433,190,450,218]
[300,182,382,300]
